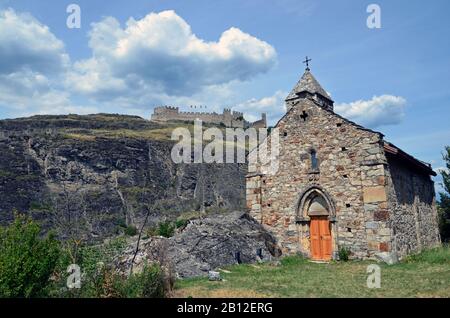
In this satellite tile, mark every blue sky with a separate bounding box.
[0,0,449,192]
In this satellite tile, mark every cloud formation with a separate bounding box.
[0,9,92,117]
[235,90,287,124]
[335,95,407,128]
[68,10,277,99]
[0,9,68,75]
[0,9,277,118]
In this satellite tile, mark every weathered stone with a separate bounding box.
[363,186,387,203]
[374,210,389,221]
[117,211,281,278]
[379,242,389,252]
[366,222,379,230]
[375,252,398,265]
[208,271,222,281]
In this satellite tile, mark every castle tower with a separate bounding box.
[285,64,334,112]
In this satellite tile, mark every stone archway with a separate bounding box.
[295,186,337,260]
[296,186,336,221]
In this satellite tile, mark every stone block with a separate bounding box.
[363,186,387,203]
[378,228,391,236]
[366,221,378,229]
[374,210,389,221]
[379,242,389,252]
[208,271,222,281]
[375,252,398,265]
[376,176,386,185]
[368,241,379,250]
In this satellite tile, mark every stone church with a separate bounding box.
[246,65,441,262]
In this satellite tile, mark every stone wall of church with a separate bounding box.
[385,156,441,259]
[246,97,392,259]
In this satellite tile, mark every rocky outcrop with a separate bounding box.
[117,211,281,278]
[0,114,246,241]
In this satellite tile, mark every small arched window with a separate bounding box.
[311,149,318,170]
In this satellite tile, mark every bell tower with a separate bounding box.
[285,57,334,112]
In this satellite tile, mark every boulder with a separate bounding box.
[117,211,281,278]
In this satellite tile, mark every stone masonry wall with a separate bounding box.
[247,96,392,259]
[385,156,441,259]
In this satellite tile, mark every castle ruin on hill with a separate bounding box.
[151,106,267,129]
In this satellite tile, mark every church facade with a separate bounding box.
[246,67,441,262]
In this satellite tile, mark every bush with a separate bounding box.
[158,221,176,238]
[116,264,166,298]
[0,214,61,298]
[338,246,350,261]
[49,237,128,298]
[71,263,168,298]
[124,225,138,236]
[175,219,188,229]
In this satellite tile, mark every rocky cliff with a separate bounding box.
[0,114,246,242]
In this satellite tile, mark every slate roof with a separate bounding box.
[285,70,333,101]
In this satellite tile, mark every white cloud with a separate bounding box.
[68,10,277,100]
[235,90,287,124]
[0,69,97,117]
[335,95,407,128]
[0,9,277,119]
[0,9,89,117]
[0,9,69,74]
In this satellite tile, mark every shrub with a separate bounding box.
[75,263,168,298]
[338,246,350,261]
[158,221,176,238]
[49,237,128,298]
[175,219,188,229]
[124,225,138,236]
[0,214,61,298]
[116,264,166,298]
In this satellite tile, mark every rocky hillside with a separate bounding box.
[0,114,246,242]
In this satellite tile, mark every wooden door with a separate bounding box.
[310,217,322,260]
[310,217,332,261]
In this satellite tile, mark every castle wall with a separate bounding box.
[385,155,441,259]
[151,106,253,128]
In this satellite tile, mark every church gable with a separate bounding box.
[275,97,383,178]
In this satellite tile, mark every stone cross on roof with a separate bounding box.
[303,56,312,71]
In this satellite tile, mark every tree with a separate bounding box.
[438,146,450,242]
[0,213,60,297]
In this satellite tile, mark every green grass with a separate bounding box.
[174,246,450,298]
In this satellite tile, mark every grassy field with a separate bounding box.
[174,246,450,298]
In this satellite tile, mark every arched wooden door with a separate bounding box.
[310,216,332,261]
